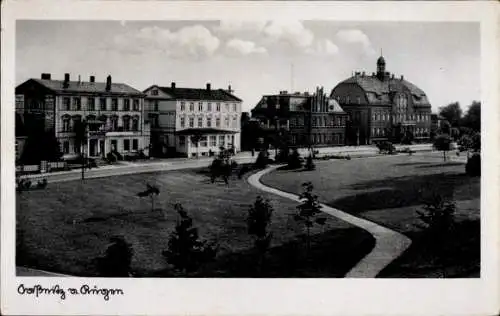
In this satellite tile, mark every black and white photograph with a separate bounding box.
[1,1,499,315]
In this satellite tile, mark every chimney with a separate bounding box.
[228,85,233,94]
[90,76,95,83]
[41,73,51,80]
[106,75,112,91]
[391,74,395,79]
[78,75,81,84]
[171,82,176,89]
[400,75,404,80]
[206,83,211,91]
[63,73,70,88]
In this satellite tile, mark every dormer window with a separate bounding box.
[151,89,159,96]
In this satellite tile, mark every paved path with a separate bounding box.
[16,267,69,277]
[247,165,412,278]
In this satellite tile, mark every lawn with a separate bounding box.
[16,166,374,277]
[260,152,480,278]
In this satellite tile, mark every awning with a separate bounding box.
[175,128,237,136]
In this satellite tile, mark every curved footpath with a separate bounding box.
[247,165,412,278]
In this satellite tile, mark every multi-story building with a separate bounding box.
[251,87,347,148]
[144,82,242,158]
[15,73,150,160]
[330,55,432,145]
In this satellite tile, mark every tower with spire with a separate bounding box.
[376,51,386,80]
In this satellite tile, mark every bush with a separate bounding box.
[304,155,315,171]
[254,150,270,169]
[163,204,218,273]
[287,149,303,169]
[247,196,274,257]
[96,236,134,277]
[465,153,481,176]
[377,141,396,154]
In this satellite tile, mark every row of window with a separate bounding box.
[178,135,235,147]
[336,95,362,104]
[62,97,141,112]
[288,116,347,127]
[372,112,430,122]
[180,116,239,129]
[61,138,139,154]
[371,127,430,137]
[179,101,239,113]
[61,115,140,132]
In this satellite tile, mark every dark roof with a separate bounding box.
[377,56,386,65]
[332,74,430,106]
[29,79,143,96]
[175,128,237,135]
[155,86,242,102]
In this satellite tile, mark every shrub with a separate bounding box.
[276,147,290,163]
[96,236,134,277]
[247,196,274,267]
[163,204,218,273]
[210,157,234,184]
[304,155,315,171]
[254,150,270,169]
[287,149,303,170]
[465,153,481,176]
[433,134,452,161]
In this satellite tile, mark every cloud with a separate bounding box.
[335,29,376,56]
[225,38,267,56]
[215,21,267,34]
[112,25,220,60]
[306,39,339,56]
[263,21,314,48]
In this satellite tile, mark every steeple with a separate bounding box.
[376,51,386,80]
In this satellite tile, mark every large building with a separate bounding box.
[251,87,347,148]
[330,56,432,145]
[144,82,243,158]
[15,73,150,160]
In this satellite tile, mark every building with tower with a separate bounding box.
[330,55,432,145]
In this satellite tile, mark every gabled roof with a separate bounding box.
[327,99,346,113]
[154,86,242,102]
[338,75,427,97]
[23,79,143,96]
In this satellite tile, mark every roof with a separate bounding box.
[327,98,346,113]
[155,86,242,102]
[175,128,237,135]
[28,79,143,96]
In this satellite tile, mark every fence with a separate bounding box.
[16,161,68,175]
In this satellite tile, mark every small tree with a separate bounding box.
[304,154,315,171]
[294,182,326,253]
[471,132,481,152]
[163,204,218,273]
[254,149,270,169]
[247,196,274,269]
[433,134,452,161]
[287,148,303,170]
[137,183,160,212]
[96,236,134,277]
[458,134,473,158]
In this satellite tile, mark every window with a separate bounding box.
[100,98,106,111]
[189,102,194,112]
[225,117,230,127]
[62,116,71,132]
[219,135,225,147]
[132,117,139,131]
[207,103,212,111]
[110,116,118,130]
[153,100,159,112]
[132,139,138,150]
[151,89,158,96]
[74,141,80,154]
[63,97,71,110]
[133,99,140,111]
[63,141,69,154]
[112,98,118,111]
[216,103,221,111]
[231,135,235,145]
[232,117,237,128]
[123,99,130,111]
[124,139,130,151]
[207,117,212,127]
[233,103,237,112]
[123,115,131,131]
[198,117,203,127]
[216,117,221,127]
[73,97,81,111]
[200,136,207,147]
[198,102,203,111]
[88,98,95,111]
[210,136,217,146]
[225,103,229,111]
[180,102,185,111]
[180,117,185,128]
[72,115,82,132]
[189,117,194,127]
[179,136,185,146]
[312,117,317,127]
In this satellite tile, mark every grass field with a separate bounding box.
[17,166,374,277]
[261,152,480,277]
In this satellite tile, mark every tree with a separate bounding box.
[304,154,315,171]
[20,131,63,165]
[294,182,326,253]
[254,149,270,169]
[461,101,481,132]
[190,133,203,158]
[287,148,303,169]
[162,204,218,273]
[433,134,452,161]
[137,183,160,212]
[439,102,462,127]
[471,132,481,152]
[96,236,134,277]
[247,196,274,269]
[457,134,473,158]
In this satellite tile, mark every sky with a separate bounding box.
[16,20,480,113]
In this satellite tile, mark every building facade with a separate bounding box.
[251,87,347,148]
[144,82,242,158]
[15,73,150,160]
[330,56,432,145]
